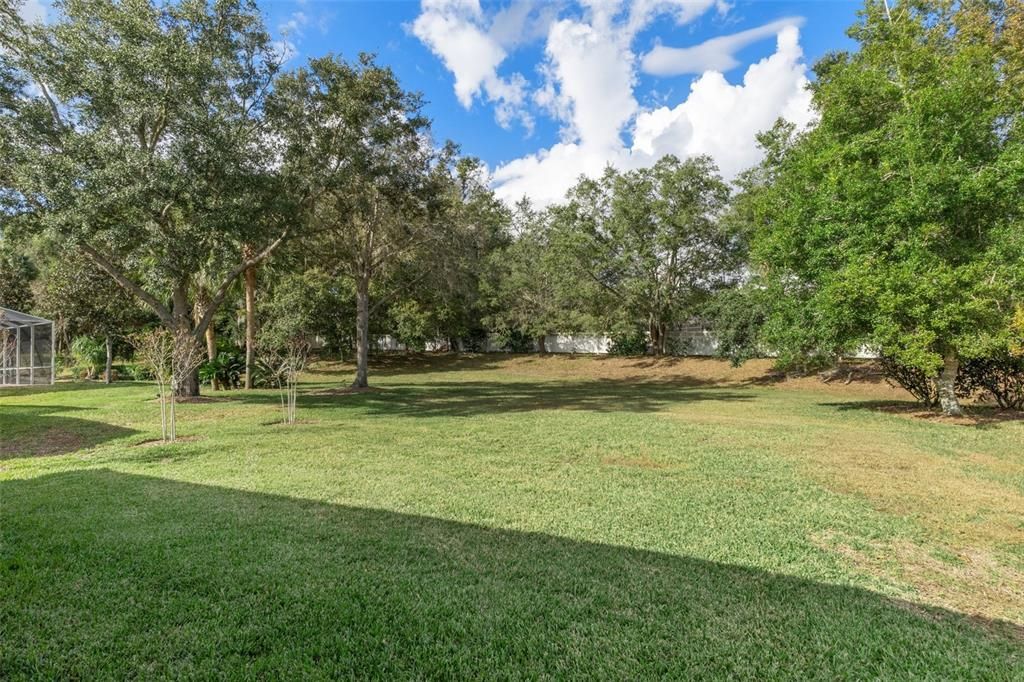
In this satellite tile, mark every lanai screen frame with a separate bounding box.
[0,307,56,386]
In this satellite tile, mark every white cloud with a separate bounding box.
[631,26,813,177]
[411,0,535,132]
[493,25,813,205]
[271,39,298,64]
[625,0,729,38]
[411,1,812,206]
[641,16,804,75]
[279,11,309,38]
[17,0,46,23]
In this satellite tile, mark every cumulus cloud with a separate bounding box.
[411,0,537,132]
[493,25,813,205]
[410,0,813,206]
[630,26,814,177]
[641,16,805,75]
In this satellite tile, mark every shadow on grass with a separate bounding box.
[235,379,751,418]
[820,400,1024,428]
[2,469,1020,678]
[0,405,139,458]
[309,352,505,378]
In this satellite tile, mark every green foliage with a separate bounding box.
[2,0,291,360]
[199,347,244,390]
[957,353,1024,411]
[69,335,104,379]
[551,155,739,354]
[749,1,1024,393]
[607,329,648,356]
[703,285,770,367]
[0,239,36,312]
[482,199,590,345]
[389,300,431,352]
[119,362,153,381]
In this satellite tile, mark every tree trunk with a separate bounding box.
[649,319,661,356]
[174,367,200,398]
[104,333,113,384]
[171,285,201,398]
[353,276,370,389]
[244,260,257,389]
[936,352,963,417]
[537,335,547,354]
[205,325,219,390]
[194,290,219,390]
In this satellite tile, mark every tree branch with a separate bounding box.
[80,242,174,325]
[36,79,65,133]
[193,228,290,336]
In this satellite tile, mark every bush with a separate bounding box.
[879,354,938,407]
[607,329,648,356]
[460,329,489,353]
[199,346,244,389]
[957,354,1024,410]
[119,362,153,381]
[70,336,105,379]
[490,328,534,353]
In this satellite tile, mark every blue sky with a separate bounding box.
[22,0,863,205]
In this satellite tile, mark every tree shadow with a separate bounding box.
[2,469,1020,678]
[235,379,751,418]
[820,400,1024,429]
[0,405,139,458]
[309,353,504,378]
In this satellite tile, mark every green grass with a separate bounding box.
[2,355,1022,678]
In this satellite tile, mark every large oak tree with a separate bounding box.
[1,0,291,395]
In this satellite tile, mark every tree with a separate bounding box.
[0,238,36,312]
[132,327,204,442]
[268,54,450,388]
[35,247,149,382]
[553,156,737,355]
[258,272,319,425]
[749,0,1024,415]
[482,199,592,352]
[0,0,291,396]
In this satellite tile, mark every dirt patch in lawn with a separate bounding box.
[0,427,85,457]
[815,532,1024,633]
[134,435,204,447]
[313,386,386,396]
[869,403,1024,426]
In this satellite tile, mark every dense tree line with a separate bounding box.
[1,0,1021,416]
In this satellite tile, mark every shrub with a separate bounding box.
[120,362,153,381]
[70,336,105,379]
[607,329,648,356]
[490,328,534,353]
[879,354,938,407]
[957,354,1024,411]
[199,347,244,389]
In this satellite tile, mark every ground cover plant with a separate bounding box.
[1,355,1022,678]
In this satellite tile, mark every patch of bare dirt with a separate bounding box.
[134,435,204,447]
[313,386,386,396]
[871,403,1024,426]
[0,428,84,457]
[814,531,1024,634]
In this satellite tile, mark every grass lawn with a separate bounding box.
[1,354,1022,678]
